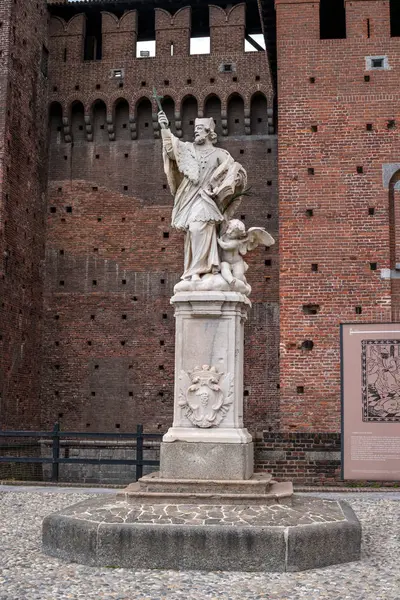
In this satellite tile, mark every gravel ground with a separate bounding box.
[1,489,400,600]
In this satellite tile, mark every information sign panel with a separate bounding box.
[341,323,400,480]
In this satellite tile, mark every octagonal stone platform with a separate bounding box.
[42,495,361,572]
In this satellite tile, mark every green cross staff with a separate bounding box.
[152,87,164,111]
[153,87,168,129]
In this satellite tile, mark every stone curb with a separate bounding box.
[42,497,361,572]
[0,480,125,488]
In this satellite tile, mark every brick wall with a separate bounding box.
[255,432,341,485]
[0,0,48,429]
[41,2,280,434]
[277,0,399,435]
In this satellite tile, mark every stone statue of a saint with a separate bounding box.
[158,110,248,291]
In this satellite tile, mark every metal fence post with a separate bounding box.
[136,424,143,481]
[51,422,60,483]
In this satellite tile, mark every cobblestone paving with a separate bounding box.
[1,489,400,599]
[62,495,345,527]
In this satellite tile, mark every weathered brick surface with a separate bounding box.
[8,0,400,482]
[0,0,49,429]
[41,2,280,434]
[255,432,341,485]
[277,0,400,434]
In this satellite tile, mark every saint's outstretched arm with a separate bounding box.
[158,111,176,160]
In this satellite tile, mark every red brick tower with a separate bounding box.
[274,0,400,481]
[0,1,49,428]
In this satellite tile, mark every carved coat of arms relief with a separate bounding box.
[177,365,233,428]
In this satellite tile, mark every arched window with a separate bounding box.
[162,96,175,134]
[227,94,245,136]
[49,102,63,145]
[136,98,153,140]
[92,100,108,144]
[250,93,268,135]
[181,95,198,140]
[204,95,222,137]
[114,99,130,141]
[71,101,85,143]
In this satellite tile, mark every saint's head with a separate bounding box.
[194,117,217,145]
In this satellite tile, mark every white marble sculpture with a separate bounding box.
[218,218,275,295]
[158,110,274,295]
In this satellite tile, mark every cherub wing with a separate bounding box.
[246,228,275,252]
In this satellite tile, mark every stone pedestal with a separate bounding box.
[161,291,253,480]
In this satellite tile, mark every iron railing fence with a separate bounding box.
[0,423,162,483]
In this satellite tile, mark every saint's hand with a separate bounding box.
[158,111,169,129]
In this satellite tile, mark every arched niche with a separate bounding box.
[250,92,268,135]
[92,100,108,144]
[204,95,222,137]
[49,102,63,145]
[389,170,400,320]
[136,98,153,140]
[71,101,86,143]
[114,99,130,141]
[227,93,245,136]
[181,95,198,141]
[162,96,175,134]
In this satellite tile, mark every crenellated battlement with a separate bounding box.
[49,4,258,61]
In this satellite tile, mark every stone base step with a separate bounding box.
[42,494,361,571]
[117,481,293,505]
[135,472,273,494]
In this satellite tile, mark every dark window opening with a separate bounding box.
[390,0,400,36]
[301,340,314,351]
[320,0,346,39]
[84,12,102,61]
[303,304,320,315]
[41,45,49,77]
[371,57,384,68]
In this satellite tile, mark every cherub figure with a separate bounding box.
[217,219,275,292]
